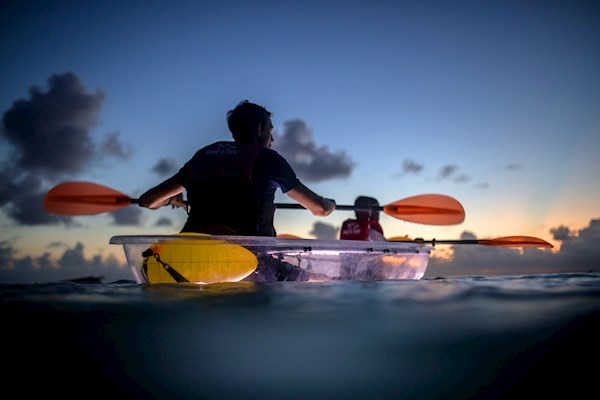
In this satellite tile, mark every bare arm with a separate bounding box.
[286,184,336,216]
[138,176,185,209]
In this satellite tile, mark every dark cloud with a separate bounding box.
[550,225,572,241]
[439,165,458,179]
[6,190,69,226]
[438,164,471,184]
[555,219,600,258]
[151,157,177,177]
[426,218,600,277]
[0,240,15,266]
[0,240,131,283]
[453,174,470,183]
[110,207,143,226]
[2,72,104,177]
[309,221,339,240]
[438,164,460,180]
[99,132,133,160]
[393,159,425,178]
[273,119,355,182]
[395,161,487,188]
[403,159,424,174]
[505,163,523,171]
[0,72,133,226]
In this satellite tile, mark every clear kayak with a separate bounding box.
[110,234,431,284]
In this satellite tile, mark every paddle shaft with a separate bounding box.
[126,200,370,212]
[126,200,372,211]
[275,203,378,212]
[416,239,479,245]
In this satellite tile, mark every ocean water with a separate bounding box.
[2,272,599,399]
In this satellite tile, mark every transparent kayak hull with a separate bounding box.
[110,234,431,284]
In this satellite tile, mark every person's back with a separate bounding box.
[177,141,262,234]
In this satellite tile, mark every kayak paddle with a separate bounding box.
[44,181,465,226]
[275,193,465,225]
[281,234,553,248]
[389,235,553,248]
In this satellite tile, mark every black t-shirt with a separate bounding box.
[173,141,300,236]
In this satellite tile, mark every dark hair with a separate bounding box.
[355,196,380,219]
[226,100,272,143]
[355,196,379,207]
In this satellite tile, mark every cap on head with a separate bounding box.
[226,100,272,144]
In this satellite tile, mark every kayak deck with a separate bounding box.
[110,234,431,284]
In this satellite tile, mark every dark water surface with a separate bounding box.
[2,273,599,399]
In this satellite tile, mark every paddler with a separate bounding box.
[138,100,336,281]
[340,196,386,241]
[339,196,386,279]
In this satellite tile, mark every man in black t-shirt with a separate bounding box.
[138,100,336,281]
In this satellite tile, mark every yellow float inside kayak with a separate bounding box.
[141,233,258,284]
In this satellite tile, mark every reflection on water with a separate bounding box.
[2,273,599,399]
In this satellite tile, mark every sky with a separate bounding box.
[1,0,599,283]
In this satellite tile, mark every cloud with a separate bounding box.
[436,164,474,185]
[504,163,523,171]
[438,165,459,179]
[309,222,339,240]
[393,159,424,178]
[2,72,104,177]
[0,240,131,283]
[0,72,133,226]
[550,225,572,241]
[110,207,143,226]
[273,119,355,182]
[394,161,488,189]
[403,159,424,174]
[438,164,471,183]
[151,157,177,177]
[426,218,600,277]
[99,132,133,160]
[553,219,600,259]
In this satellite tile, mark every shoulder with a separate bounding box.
[191,141,245,157]
[200,141,232,149]
[257,148,290,164]
[259,147,283,158]
[190,141,229,155]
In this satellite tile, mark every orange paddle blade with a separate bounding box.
[44,181,133,216]
[478,236,553,248]
[383,194,465,225]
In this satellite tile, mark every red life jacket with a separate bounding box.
[340,218,384,241]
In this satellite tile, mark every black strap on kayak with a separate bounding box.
[141,248,189,283]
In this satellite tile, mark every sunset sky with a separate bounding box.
[1,0,598,283]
